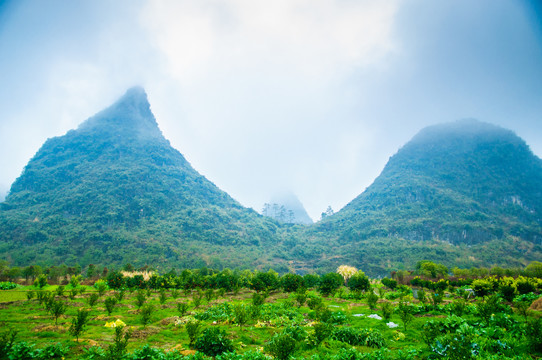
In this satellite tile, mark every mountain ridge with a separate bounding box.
[0,89,541,275]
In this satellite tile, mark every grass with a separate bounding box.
[0,285,540,359]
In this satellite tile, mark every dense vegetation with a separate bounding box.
[0,262,541,359]
[0,89,541,276]
[0,88,289,271]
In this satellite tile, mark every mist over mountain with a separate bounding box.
[299,119,542,275]
[1,89,541,276]
[262,192,313,225]
[0,88,288,271]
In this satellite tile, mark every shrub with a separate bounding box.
[88,293,99,307]
[69,275,81,288]
[265,332,296,360]
[0,328,17,358]
[233,304,250,328]
[69,308,90,342]
[318,273,343,297]
[311,322,332,346]
[306,296,324,311]
[114,289,125,304]
[140,304,154,327]
[7,342,36,360]
[177,302,189,317]
[525,318,542,352]
[294,288,307,307]
[26,290,35,301]
[35,274,48,288]
[159,288,168,305]
[108,325,132,360]
[367,291,378,310]
[281,273,305,293]
[194,328,234,357]
[476,295,507,323]
[186,319,202,346]
[135,290,147,309]
[381,302,394,321]
[347,272,370,293]
[516,277,536,295]
[472,278,497,297]
[104,297,117,316]
[382,277,398,290]
[49,299,67,325]
[0,281,17,290]
[94,280,109,297]
[36,342,69,359]
[252,292,266,307]
[397,301,414,331]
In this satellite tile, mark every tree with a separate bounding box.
[69,308,90,342]
[50,299,66,325]
[348,271,370,293]
[337,265,358,285]
[318,272,343,297]
[320,206,334,220]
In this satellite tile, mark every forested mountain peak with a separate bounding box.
[77,86,164,141]
[0,88,284,270]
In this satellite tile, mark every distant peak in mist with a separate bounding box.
[77,86,163,140]
[263,191,313,224]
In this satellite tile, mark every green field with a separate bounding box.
[0,274,541,360]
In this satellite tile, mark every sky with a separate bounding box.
[0,0,541,221]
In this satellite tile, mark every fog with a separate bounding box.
[0,0,541,220]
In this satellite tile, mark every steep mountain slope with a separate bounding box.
[0,88,286,270]
[298,120,542,275]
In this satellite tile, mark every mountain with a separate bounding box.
[262,192,313,225]
[0,87,289,271]
[299,120,542,275]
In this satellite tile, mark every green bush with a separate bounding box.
[318,273,343,297]
[265,332,296,360]
[367,291,378,310]
[194,328,234,357]
[0,328,17,358]
[185,319,202,346]
[525,318,542,352]
[104,297,117,316]
[36,342,69,359]
[0,281,17,290]
[140,304,154,327]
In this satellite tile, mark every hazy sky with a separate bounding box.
[1,0,541,220]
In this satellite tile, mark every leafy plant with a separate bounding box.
[397,301,414,331]
[94,280,109,297]
[265,332,296,360]
[185,319,202,346]
[381,301,394,321]
[135,290,147,309]
[0,328,17,358]
[159,288,168,305]
[140,304,154,327]
[49,299,66,325]
[88,293,99,307]
[177,302,189,317]
[367,291,378,310]
[104,297,117,316]
[69,308,90,342]
[194,327,234,357]
[107,325,132,360]
[233,303,250,328]
[114,289,125,304]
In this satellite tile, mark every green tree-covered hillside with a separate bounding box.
[0,87,287,271]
